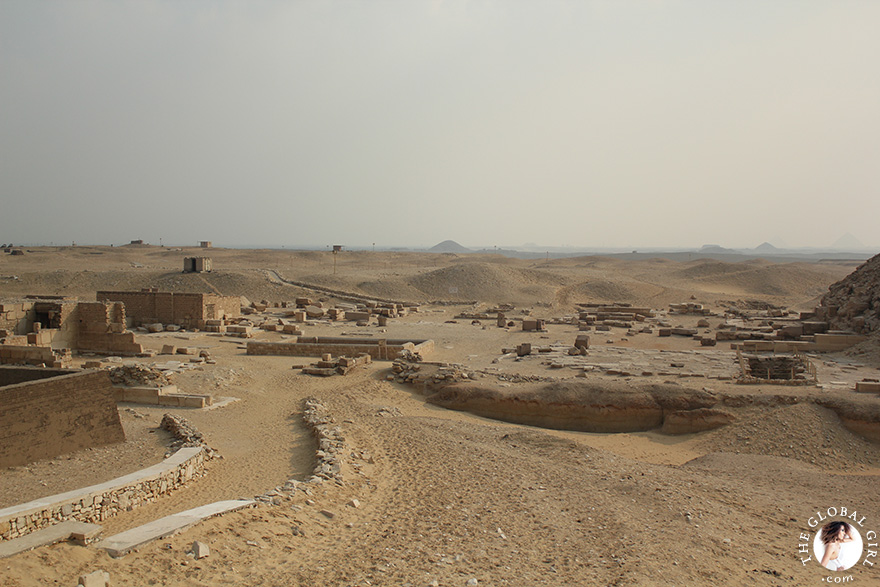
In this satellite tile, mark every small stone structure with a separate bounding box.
[0,367,125,468]
[736,350,816,385]
[199,241,212,248]
[183,257,212,273]
[302,353,372,376]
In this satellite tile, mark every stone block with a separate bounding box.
[305,306,325,318]
[855,381,880,393]
[121,387,160,404]
[160,345,176,355]
[191,540,210,559]
[78,570,110,587]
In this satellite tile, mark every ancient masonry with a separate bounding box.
[183,257,212,273]
[0,412,214,542]
[96,290,240,329]
[247,336,434,360]
[0,296,143,365]
[0,367,125,468]
[0,447,207,542]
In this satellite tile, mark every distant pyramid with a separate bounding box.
[831,233,865,250]
[755,242,779,252]
[429,240,472,253]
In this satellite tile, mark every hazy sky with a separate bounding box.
[1,1,878,250]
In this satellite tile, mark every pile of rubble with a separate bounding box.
[108,364,172,387]
[302,398,344,483]
[160,413,219,458]
[390,359,478,387]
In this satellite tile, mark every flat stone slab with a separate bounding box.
[0,521,102,559]
[96,500,255,557]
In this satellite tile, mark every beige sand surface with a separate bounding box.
[1,247,879,586]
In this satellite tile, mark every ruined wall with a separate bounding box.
[207,293,241,321]
[0,345,63,367]
[0,370,126,468]
[74,302,142,355]
[96,291,176,325]
[247,337,434,360]
[0,301,32,334]
[96,291,240,328]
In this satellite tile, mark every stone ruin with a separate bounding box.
[183,257,212,273]
[0,296,143,366]
[736,350,816,385]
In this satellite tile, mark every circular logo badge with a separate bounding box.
[813,522,864,572]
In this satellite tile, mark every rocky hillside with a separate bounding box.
[821,252,880,334]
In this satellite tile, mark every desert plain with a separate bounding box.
[1,245,880,586]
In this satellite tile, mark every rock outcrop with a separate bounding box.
[821,253,880,335]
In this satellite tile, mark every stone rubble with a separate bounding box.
[160,413,219,459]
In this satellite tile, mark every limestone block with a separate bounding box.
[78,570,110,587]
[160,345,177,355]
[146,323,164,333]
[305,306,325,318]
[191,540,210,559]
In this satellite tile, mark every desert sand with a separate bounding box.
[1,245,879,586]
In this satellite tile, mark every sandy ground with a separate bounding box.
[1,247,879,586]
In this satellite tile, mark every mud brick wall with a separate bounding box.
[0,370,125,468]
[96,291,177,325]
[96,291,240,328]
[0,345,59,366]
[207,293,241,321]
[170,293,208,326]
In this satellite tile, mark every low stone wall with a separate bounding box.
[247,337,433,360]
[0,447,206,542]
[0,345,63,367]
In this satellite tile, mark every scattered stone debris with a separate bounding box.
[302,398,345,484]
[302,353,372,377]
[377,406,402,417]
[160,413,219,458]
[391,359,478,387]
[108,364,172,388]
